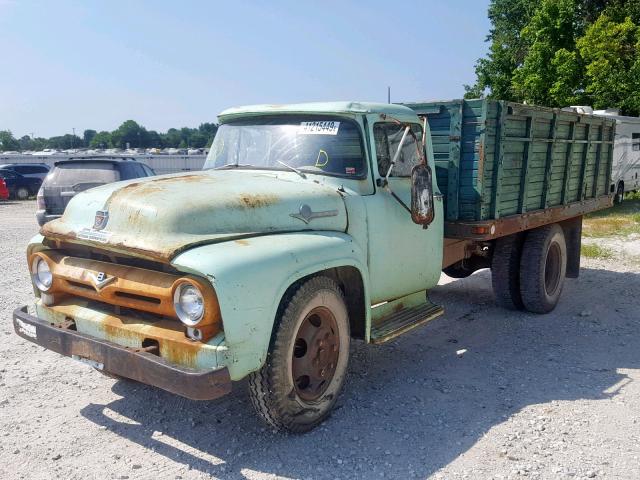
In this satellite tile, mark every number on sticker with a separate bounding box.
[299,121,340,135]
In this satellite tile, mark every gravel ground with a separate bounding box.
[1,201,639,480]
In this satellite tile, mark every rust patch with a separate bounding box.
[237,193,278,209]
[104,174,210,208]
[49,302,210,369]
[99,315,203,368]
[393,302,405,313]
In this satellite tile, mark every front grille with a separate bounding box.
[37,250,180,319]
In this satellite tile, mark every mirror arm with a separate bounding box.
[383,126,410,186]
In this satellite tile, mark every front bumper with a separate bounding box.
[13,305,232,401]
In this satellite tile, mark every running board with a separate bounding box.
[370,293,444,344]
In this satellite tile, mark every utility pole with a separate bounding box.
[387,86,391,104]
[72,128,75,149]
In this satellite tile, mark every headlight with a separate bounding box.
[173,282,204,326]
[32,256,53,292]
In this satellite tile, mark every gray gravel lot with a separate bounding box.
[1,200,639,480]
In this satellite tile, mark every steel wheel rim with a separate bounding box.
[291,306,340,402]
[544,242,562,296]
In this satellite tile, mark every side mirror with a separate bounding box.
[411,163,435,226]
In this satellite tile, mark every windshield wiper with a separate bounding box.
[212,163,253,170]
[277,160,307,179]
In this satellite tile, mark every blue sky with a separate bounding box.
[0,0,490,138]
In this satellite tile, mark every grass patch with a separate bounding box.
[583,195,640,237]
[581,243,614,259]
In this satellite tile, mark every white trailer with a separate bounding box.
[600,111,640,202]
[570,106,640,203]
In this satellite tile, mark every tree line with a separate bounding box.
[0,120,218,152]
[466,0,640,116]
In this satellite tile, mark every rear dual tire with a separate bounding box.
[491,224,567,314]
[519,224,567,313]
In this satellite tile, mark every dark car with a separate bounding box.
[0,163,50,181]
[36,156,155,226]
[0,170,42,200]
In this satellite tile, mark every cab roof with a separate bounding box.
[218,101,419,122]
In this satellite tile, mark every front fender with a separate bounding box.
[171,231,370,380]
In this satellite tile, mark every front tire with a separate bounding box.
[519,224,567,314]
[248,276,350,433]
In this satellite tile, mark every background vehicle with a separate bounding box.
[567,106,640,203]
[14,100,615,433]
[0,170,42,200]
[36,156,155,226]
[0,163,50,180]
[0,178,8,200]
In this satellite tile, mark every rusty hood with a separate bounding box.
[40,170,348,261]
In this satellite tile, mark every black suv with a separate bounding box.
[0,163,50,180]
[36,157,155,226]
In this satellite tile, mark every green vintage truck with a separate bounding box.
[13,100,615,432]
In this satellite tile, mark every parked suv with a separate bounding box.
[36,157,155,226]
[0,163,50,180]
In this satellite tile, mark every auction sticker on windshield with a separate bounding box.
[299,121,340,135]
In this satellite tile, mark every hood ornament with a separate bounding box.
[290,204,338,224]
[93,210,109,230]
[87,271,116,291]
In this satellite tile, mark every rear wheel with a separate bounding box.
[15,187,30,200]
[248,276,350,433]
[491,233,525,310]
[519,224,567,314]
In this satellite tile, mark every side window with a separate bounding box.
[632,133,640,152]
[119,163,141,180]
[142,165,155,176]
[373,123,423,177]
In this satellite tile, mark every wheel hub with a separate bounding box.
[292,307,340,401]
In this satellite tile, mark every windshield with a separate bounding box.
[204,117,366,177]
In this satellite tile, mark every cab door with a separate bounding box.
[363,120,444,304]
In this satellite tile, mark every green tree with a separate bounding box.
[18,135,34,151]
[0,131,19,151]
[83,129,97,147]
[464,0,538,99]
[89,131,112,149]
[578,15,640,115]
[111,120,148,149]
[162,128,182,148]
[512,0,581,106]
[47,134,83,150]
[146,130,162,148]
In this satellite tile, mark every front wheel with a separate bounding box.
[248,276,350,433]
